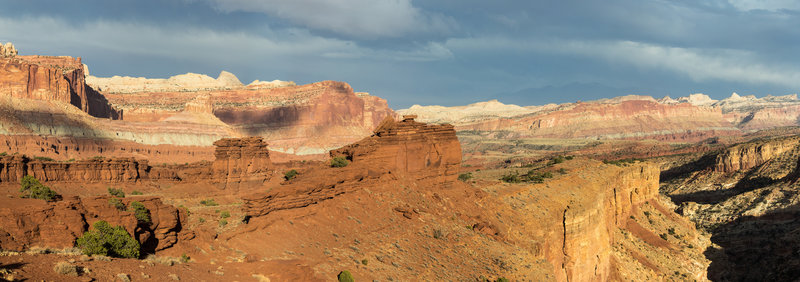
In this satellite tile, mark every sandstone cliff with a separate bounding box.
[86,71,244,94]
[0,195,189,252]
[244,116,460,217]
[211,137,273,189]
[0,155,150,183]
[714,136,800,173]
[331,115,461,184]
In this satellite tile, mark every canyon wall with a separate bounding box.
[458,100,739,141]
[714,136,800,173]
[0,156,150,183]
[0,136,271,185]
[547,163,660,281]
[0,55,119,119]
[0,195,189,252]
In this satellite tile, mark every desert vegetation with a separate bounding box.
[76,221,140,259]
[19,175,58,201]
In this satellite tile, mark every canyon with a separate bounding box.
[0,42,798,281]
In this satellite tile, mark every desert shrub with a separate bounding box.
[34,156,55,162]
[331,156,350,168]
[433,228,445,239]
[198,217,206,223]
[90,156,104,160]
[53,261,78,276]
[130,190,143,195]
[496,278,510,282]
[181,253,190,263]
[219,219,228,227]
[668,227,676,235]
[659,233,669,241]
[0,152,7,156]
[500,171,521,183]
[109,198,125,211]
[337,270,355,282]
[108,187,125,198]
[284,169,298,181]
[128,201,151,224]
[565,155,574,160]
[458,172,473,182]
[220,210,230,219]
[76,221,140,258]
[361,259,368,265]
[550,156,565,165]
[558,168,568,174]
[524,170,554,183]
[19,175,58,201]
[200,199,218,206]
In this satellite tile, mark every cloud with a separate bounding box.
[728,0,800,11]
[208,0,455,39]
[446,37,800,89]
[0,16,452,69]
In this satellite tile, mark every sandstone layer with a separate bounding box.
[245,116,460,218]
[211,137,273,189]
[0,195,189,252]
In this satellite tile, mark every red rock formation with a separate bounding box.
[0,155,151,183]
[458,100,740,141]
[0,55,120,118]
[0,195,189,252]
[211,137,273,189]
[331,115,461,184]
[244,116,461,217]
[0,135,214,164]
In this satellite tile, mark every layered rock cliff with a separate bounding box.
[330,115,461,184]
[0,53,119,119]
[211,137,273,189]
[244,116,461,218]
[0,195,189,252]
[714,136,800,173]
[0,155,150,183]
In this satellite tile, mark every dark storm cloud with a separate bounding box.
[0,0,798,108]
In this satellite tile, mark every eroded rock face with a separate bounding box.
[211,137,273,189]
[0,196,189,252]
[331,115,461,184]
[714,136,800,173]
[86,71,244,94]
[0,55,119,118]
[0,42,17,58]
[0,156,150,183]
[244,117,461,218]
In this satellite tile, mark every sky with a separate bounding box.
[2,0,800,108]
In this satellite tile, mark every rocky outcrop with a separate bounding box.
[211,137,273,189]
[457,100,740,141]
[0,155,150,183]
[331,115,461,184]
[552,163,660,281]
[247,79,296,89]
[0,42,17,58]
[0,135,214,164]
[0,54,120,119]
[714,136,800,173]
[244,117,461,217]
[86,71,244,94]
[0,195,189,252]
